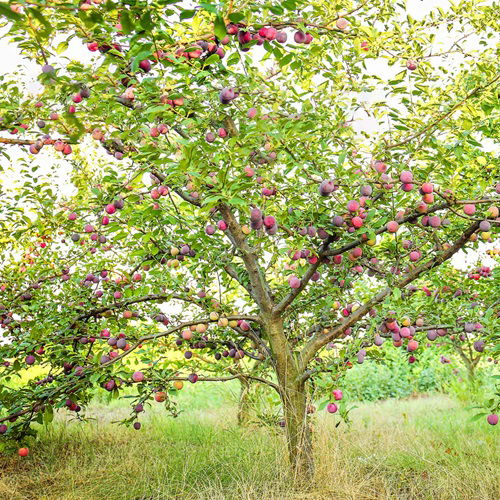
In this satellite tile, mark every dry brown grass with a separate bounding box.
[0,395,498,500]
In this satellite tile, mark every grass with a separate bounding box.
[0,392,498,500]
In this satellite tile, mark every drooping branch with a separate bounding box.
[0,350,278,424]
[135,373,280,393]
[299,220,481,371]
[69,292,199,327]
[0,314,265,425]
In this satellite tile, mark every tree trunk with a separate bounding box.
[281,380,314,482]
[265,315,314,481]
[237,378,252,425]
[454,345,476,381]
[465,360,476,380]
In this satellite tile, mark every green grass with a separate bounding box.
[0,394,498,499]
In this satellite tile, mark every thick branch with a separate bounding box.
[218,203,273,313]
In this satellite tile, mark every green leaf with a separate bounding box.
[469,412,487,422]
[43,405,54,425]
[228,12,245,23]
[0,3,21,21]
[56,40,69,54]
[279,53,293,67]
[318,399,329,410]
[269,5,284,14]
[140,11,154,30]
[226,52,240,65]
[180,9,196,20]
[120,11,135,34]
[228,197,248,206]
[204,54,222,65]
[214,15,227,40]
[199,3,217,14]
[337,151,348,167]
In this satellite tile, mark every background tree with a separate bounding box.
[0,0,498,480]
[397,260,499,380]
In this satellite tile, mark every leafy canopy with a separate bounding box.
[0,0,498,439]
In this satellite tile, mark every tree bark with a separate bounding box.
[237,378,252,425]
[265,316,314,481]
[281,378,314,482]
[454,344,477,381]
[465,360,476,380]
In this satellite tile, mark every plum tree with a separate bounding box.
[0,0,498,481]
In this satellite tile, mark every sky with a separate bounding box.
[0,0,497,271]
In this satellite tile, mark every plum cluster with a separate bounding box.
[468,265,492,280]
[225,23,307,51]
[376,313,420,353]
[250,207,278,234]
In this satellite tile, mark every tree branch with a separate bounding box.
[0,137,72,145]
[325,201,451,257]
[101,315,261,368]
[150,170,201,207]
[138,373,280,393]
[70,292,199,327]
[218,203,274,313]
[223,263,254,297]
[385,73,500,150]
